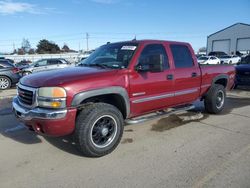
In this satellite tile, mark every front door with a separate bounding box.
[129,43,175,117]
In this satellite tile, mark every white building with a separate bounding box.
[207,23,250,55]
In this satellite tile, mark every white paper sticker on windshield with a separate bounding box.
[121,46,137,50]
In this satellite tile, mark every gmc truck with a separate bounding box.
[13,40,235,157]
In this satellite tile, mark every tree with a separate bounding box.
[17,48,25,55]
[28,48,35,54]
[198,47,207,53]
[62,44,70,52]
[21,38,31,53]
[36,39,60,54]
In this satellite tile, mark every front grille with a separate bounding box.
[18,86,34,106]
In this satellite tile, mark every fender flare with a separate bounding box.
[212,74,229,87]
[71,86,130,118]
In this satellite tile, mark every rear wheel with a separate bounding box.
[204,84,226,114]
[0,76,11,90]
[73,103,124,157]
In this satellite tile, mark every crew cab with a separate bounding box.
[13,40,235,157]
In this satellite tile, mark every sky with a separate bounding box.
[0,0,250,53]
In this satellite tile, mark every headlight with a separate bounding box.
[37,87,66,108]
[38,87,66,98]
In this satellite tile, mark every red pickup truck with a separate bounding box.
[13,40,235,157]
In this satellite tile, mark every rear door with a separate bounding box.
[129,43,175,116]
[169,44,201,105]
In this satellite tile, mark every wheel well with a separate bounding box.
[78,94,127,119]
[214,78,227,88]
[0,75,12,83]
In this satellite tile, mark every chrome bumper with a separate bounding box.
[12,97,67,121]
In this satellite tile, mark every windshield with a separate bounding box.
[220,55,231,58]
[78,42,138,69]
[198,57,208,60]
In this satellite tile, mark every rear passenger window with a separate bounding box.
[170,45,194,68]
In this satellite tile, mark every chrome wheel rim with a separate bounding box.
[90,115,118,148]
[0,78,10,89]
[216,90,224,109]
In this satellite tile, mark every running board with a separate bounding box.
[125,104,195,125]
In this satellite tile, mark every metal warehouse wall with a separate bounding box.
[207,23,250,55]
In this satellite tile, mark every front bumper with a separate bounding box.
[12,97,77,136]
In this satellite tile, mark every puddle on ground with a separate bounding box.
[121,138,133,144]
[151,112,209,132]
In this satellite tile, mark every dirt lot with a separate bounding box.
[0,88,250,188]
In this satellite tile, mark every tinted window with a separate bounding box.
[170,45,193,68]
[47,59,60,65]
[138,44,169,69]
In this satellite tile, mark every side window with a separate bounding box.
[37,60,47,66]
[211,57,216,60]
[170,44,194,68]
[47,59,58,65]
[57,60,64,64]
[138,44,169,69]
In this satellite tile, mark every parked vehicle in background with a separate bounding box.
[197,56,220,65]
[236,51,244,57]
[220,55,241,64]
[208,51,228,58]
[235,54,250,87]
[15,60,32,69]
[13,40,235,157]
[21,58,71,76]
[0,59,21,90]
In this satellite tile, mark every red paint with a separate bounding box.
[19,40,235,136]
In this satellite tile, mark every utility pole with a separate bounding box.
[86,32,89,51]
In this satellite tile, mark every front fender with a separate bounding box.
[71,86,130,118]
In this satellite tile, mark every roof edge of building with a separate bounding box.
[207,23,250,38]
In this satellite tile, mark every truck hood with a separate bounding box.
[236,64,250,71]
[20,66,118,88]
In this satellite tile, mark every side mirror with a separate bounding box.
[135,54,164,73]
[135,64,150,72]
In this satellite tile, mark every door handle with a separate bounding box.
[191,72,197,77]
[167,74,173,80]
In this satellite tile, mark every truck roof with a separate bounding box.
[109,39,190,46]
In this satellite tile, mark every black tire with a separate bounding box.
[0,76,11,90]
[204,84,226,114]
[73,103,124,157]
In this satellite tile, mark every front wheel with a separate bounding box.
[73,103,124,157]
[0,76,11,90]
[204,84,226,114]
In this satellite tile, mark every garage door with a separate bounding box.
[212,40,230,54]
[237,38,250,51]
